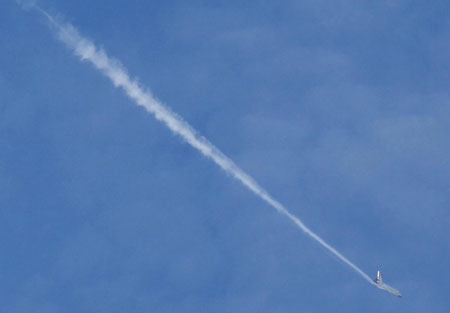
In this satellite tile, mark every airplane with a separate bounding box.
[373,270,402,298]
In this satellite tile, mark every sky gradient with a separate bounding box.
[1,1,449,312]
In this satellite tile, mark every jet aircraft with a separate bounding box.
[373,270,402,298]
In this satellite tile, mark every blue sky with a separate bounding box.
[1,1,449,312]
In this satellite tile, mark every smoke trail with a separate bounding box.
[35,7,375,284]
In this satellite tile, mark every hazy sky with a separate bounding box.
[1,1,449,312]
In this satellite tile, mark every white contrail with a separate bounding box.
[34,7,375,284]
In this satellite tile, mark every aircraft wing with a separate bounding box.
[376,282,402,298]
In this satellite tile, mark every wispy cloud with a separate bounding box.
[14,0,36,10]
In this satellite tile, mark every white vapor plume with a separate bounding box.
[35,7,376,285]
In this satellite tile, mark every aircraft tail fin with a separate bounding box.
[376,270,382,283]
